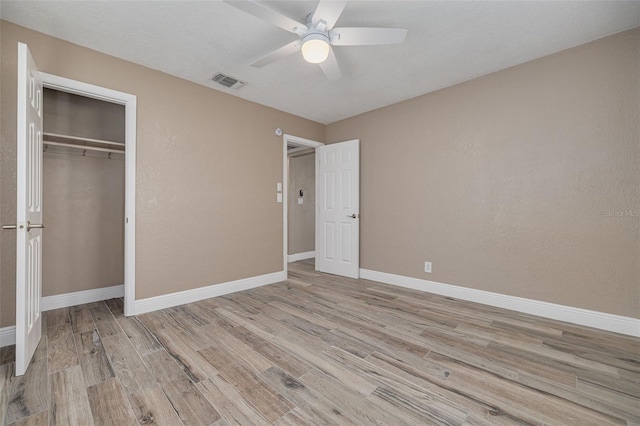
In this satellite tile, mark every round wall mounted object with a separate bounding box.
[275,128,283,136]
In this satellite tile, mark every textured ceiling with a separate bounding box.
[1,1,639,124]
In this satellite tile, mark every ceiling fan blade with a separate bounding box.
[224,0,307,35]
[330,27,408,46]
[251,40,301,68]
[319,46,341,81]
[312,0,347,30]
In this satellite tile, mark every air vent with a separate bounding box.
[211,73,247,90]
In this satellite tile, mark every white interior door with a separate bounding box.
[15,42,44,376]
[316,139,360,278]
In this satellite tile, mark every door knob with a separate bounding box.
[2,222,44,231]
[26,221,44,231]
[346,214,359,219]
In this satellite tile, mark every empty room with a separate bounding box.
[0,1,638,425]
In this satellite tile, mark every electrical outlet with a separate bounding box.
[424,261,432,273]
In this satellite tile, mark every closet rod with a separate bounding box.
[44,141,125,154]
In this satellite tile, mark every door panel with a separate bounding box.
[16,42,44,376]
[316,139,360,278]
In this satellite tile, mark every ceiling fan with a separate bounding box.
[224,0,408,81]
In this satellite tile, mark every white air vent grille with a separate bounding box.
[211,73,247,90]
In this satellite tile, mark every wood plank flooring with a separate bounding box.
[1,259,638,425]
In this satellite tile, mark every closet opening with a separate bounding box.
[39,73,136,316]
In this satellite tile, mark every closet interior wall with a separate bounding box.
[42,88,125,297]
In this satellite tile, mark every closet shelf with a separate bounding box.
[43,132,125,154]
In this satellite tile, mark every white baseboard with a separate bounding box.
[41,285,124,312]
[3,272,286,347]
[288,251,315,263]
[134,271,286,315]
[360,269,640,338]
[0,326,16,347]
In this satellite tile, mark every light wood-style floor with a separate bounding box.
[1,259,638,425]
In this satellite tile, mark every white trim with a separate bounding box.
[282,134,323,277]
[284,134,325,148]
[41,73,137,317]
[41,73,132,104]
[360,269,640,338]
[124,97,137,317]
[288,251,316,263]
[134,271,286,315]
[0,326,16,347]
[40,285,124,312]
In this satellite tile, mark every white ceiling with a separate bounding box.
[2,1,639,124]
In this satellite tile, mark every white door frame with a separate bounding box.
[282,134,323,276]
[41,73,137,316]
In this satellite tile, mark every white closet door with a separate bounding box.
[15,42,44,376]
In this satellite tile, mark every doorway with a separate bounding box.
[41,73,137,316]
[282,135,361,279]
[282,135,323,277]
[288,146,315,262]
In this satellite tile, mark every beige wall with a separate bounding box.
[43,152,125,296]
[326,29,640,318]
[44,88,126,143]
[288,152,315,255]
[0,21,324,327]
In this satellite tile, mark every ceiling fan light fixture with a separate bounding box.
[301,33,330,64]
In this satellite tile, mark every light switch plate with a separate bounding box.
[277,182,282,192]
[277,193,283,203]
